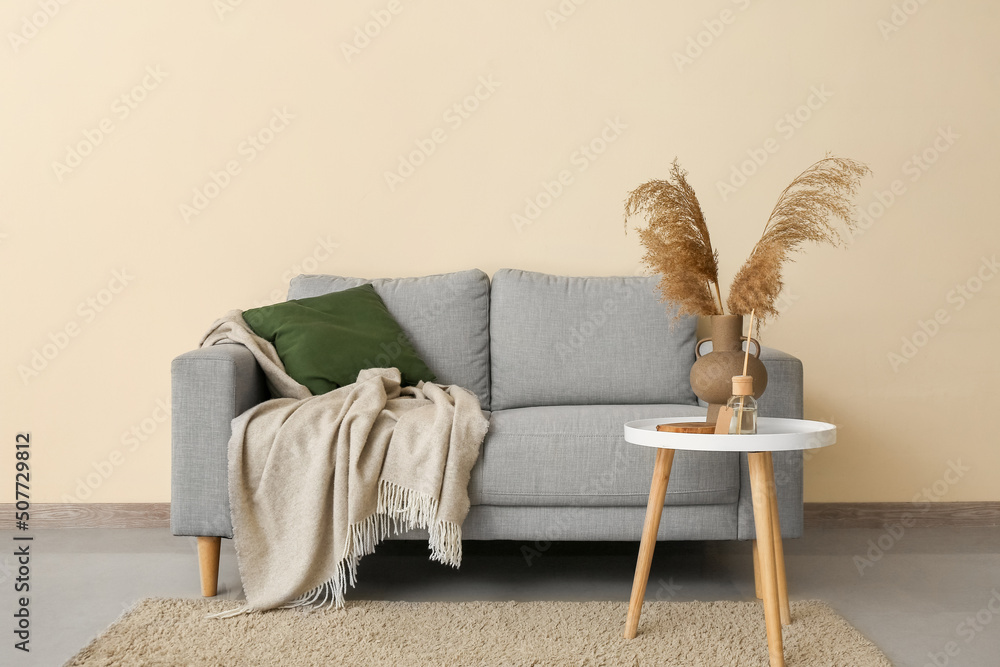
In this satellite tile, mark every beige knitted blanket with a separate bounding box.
[200,311,489,613]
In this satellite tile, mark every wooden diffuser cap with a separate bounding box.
[732,375,753,396]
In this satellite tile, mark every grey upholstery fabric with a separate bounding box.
[396,503,739,541]
[170,270,805,543]
[479,404,738,507]
[288,269,491,409]
[489,269,698,410]
[170,343,268,538]
[738,346,805,539]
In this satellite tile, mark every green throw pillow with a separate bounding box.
[243,283,436,395]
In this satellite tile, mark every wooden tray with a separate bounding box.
[656,421,716,434]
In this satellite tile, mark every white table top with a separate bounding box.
[624,417,836,453]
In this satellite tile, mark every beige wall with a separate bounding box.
[2,1,997,504]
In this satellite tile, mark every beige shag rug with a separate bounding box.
[66,598,891,666]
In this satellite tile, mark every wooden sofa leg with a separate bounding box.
[197,536,222,597]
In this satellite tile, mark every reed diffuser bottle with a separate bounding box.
[727,375,758,435]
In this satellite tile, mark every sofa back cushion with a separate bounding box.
[288,269,491,408]
[489,269,698,410]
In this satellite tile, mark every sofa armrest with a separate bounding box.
[755,346,803,420]
[738,345,804,539]
[170,343,268,538]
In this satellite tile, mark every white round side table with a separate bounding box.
[622,417,836,667]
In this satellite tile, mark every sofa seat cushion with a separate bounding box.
[489,269,698,410]
[288,269,491,408]
[476,405,738,507]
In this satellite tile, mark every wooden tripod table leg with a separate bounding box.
[749,452,785,667]
[764,452,791,625]
[624,448,675,639]
[752,539,763,599]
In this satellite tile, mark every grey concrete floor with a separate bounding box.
[1,526,997,666]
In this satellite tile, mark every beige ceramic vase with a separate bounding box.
[690,314,767,423]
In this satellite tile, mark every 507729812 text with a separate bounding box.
[13,433,32,653]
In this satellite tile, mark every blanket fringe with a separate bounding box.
[428,519,463,567]
[207,605,256,619]
[280,480,463,612]
[377,479,439,533]
[283,568,347,611]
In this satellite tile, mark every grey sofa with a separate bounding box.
[171,268,804,596]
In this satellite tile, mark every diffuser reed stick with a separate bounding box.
[736,309,756,433]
